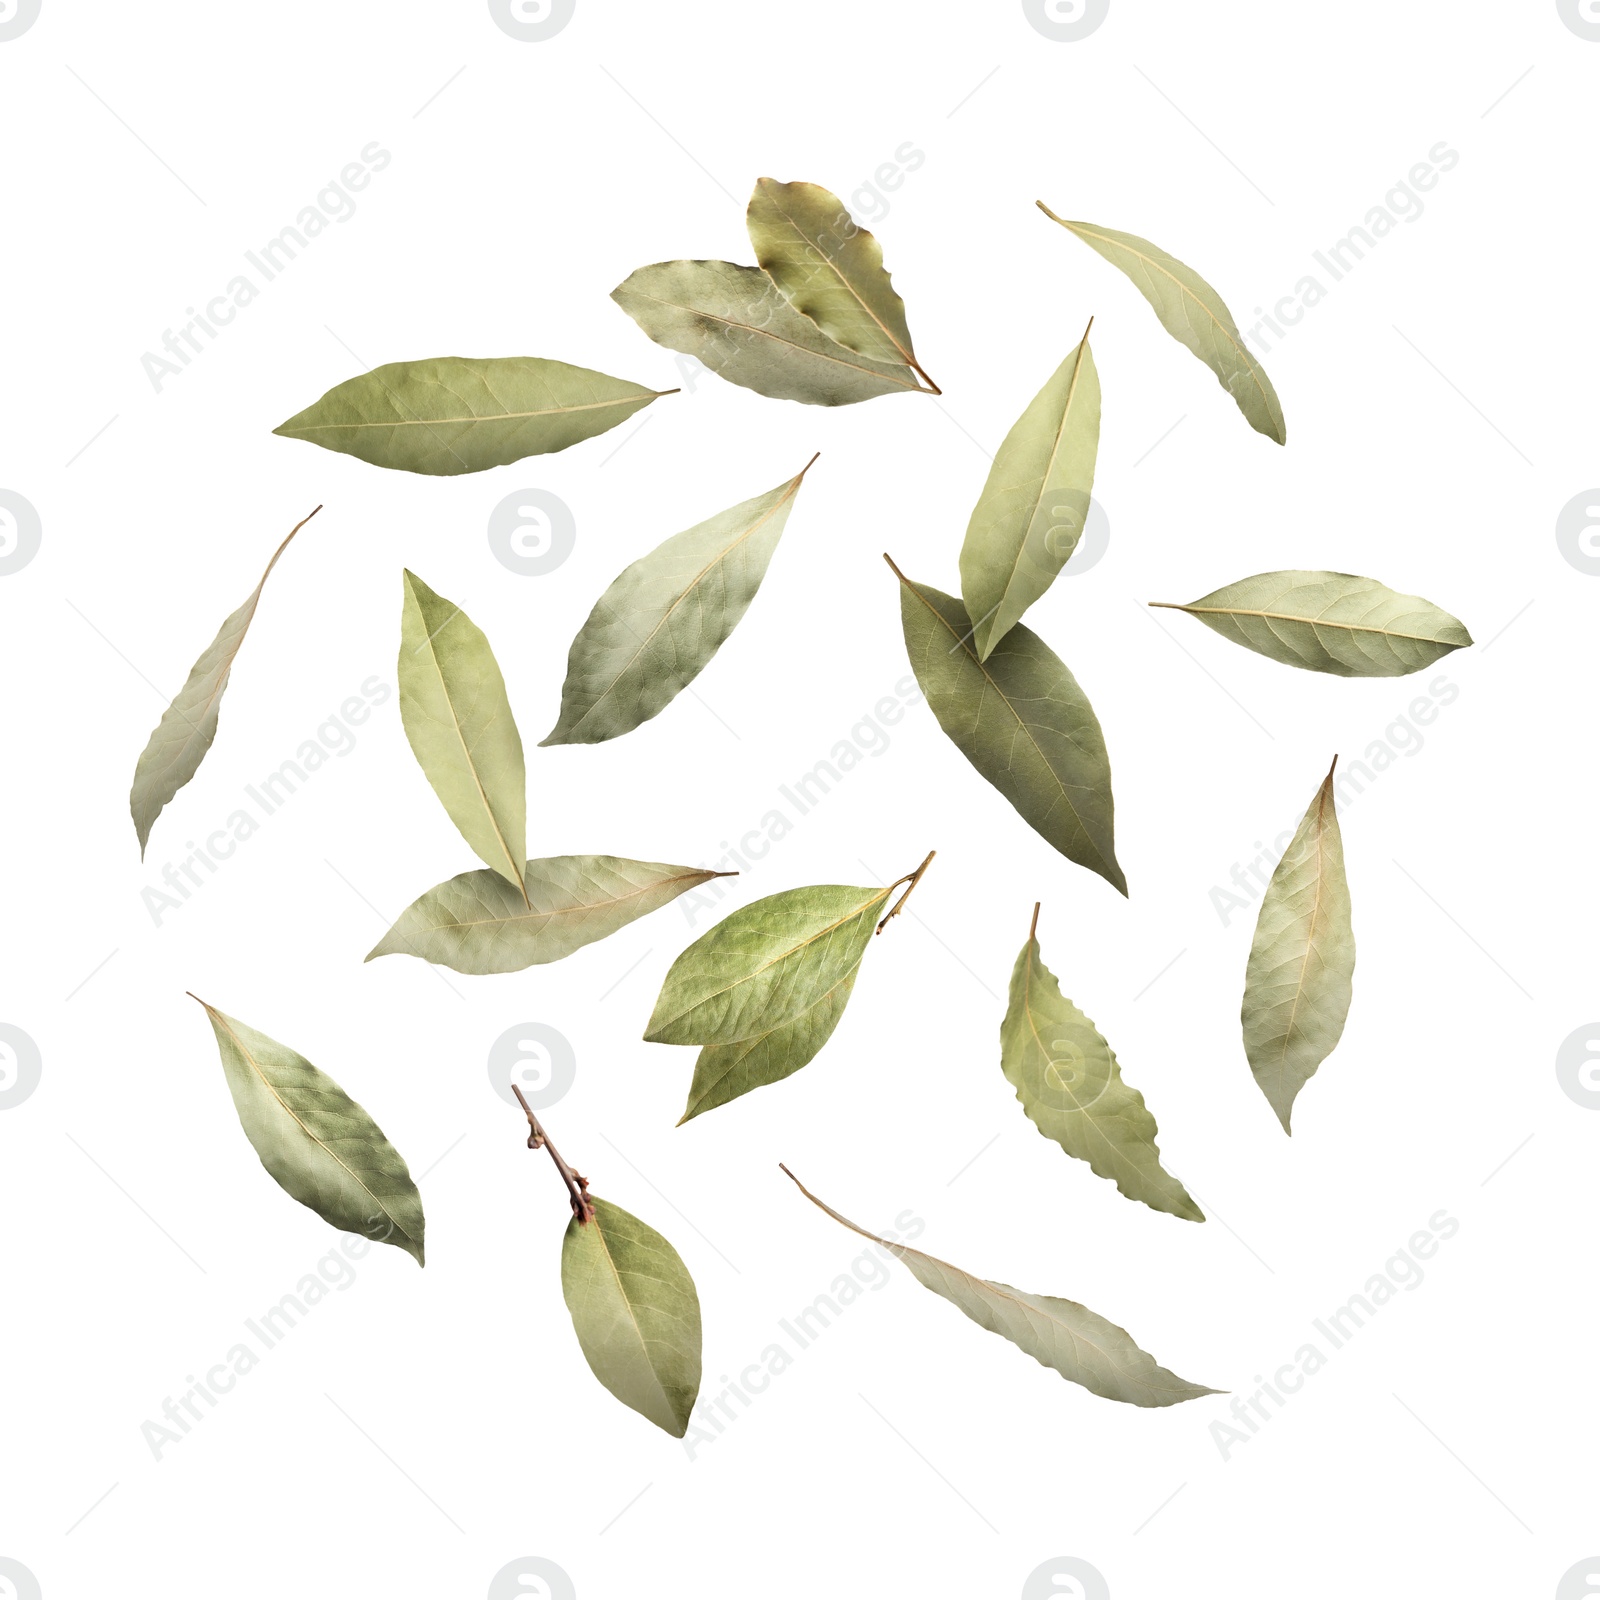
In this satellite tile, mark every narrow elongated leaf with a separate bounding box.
[612,260,923,406]
[399,571,527,895]
[783,1169,1218,1407]
[1151,571,1472,677]
[366,856,733,975]
[959,328,1100,660]
[193,999,425,1265]
[273,356,670,475]
[130,508,316,856]
[747,177,933,387]
[1243,759,1355,1132]
[679,968,858,1124]
[543,460,814,747]
[1038,205,1285,444]
[562,1196,701,1437]
[890,560,1125,895]
[1002,906,1200,1221]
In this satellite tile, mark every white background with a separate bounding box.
[1,2,1594,1596]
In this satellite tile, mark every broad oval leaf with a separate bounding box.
[959,327,1100,661]
[542,460,814,747]
[746,177,934,387]
[1038,205,1285,444]
[612,260,924,406]
[273,356,670,475]
[1151,571,1472,677]
[193,999,425,1265]
[645,882,891,1046]
[399,571,527,895]
[783,1169,1218,1407]
[366,856,733,975]
[130,508,316,857]
[891,561,1125,895]
[1002,906,1201,1221]
[1243,759,1355,1133]
[562,1196,702,1437]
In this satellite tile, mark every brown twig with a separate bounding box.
[876,849,936,934]
[1029,901,1041,941]
[511,1086,593,1223]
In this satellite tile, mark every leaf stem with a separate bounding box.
[909,360,942,396]
[1029,901,1041,940]
[877,849,936,934]
[511,1087,594,1223]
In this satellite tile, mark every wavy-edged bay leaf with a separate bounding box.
[542,459,814,747]
[890,560,1125,895]
[399,570,527,895]
[130,508,317,857]
[366,856,732,975]
[1243,759,1355,1133]
[1038,205,1285,444]
[746,177,935,388]
[192,998,425,1265]
[959,326,1099,661]
[782,1168,1218,1407]
[562,1195,702,1437]
[273,356,670,475]
[1151,571,1472,677]
[612,260,923,407]
[1003,905,1200,1221]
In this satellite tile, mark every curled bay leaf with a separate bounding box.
[1151,571,1472,677]
[1003,905,1201,1221]
[366,855,733,975]
[782,1168,1218,1407]
[889,558,1125,895]
[1243,759,1355,1133]
[612,260,923,406]
[130,507,317,857]
[399,571,527,896]
[959,324,1100,660]
[273,356,670,475]
[192,998,425,1265]
[562,1196,702,1437]
[543,458,815,747]
[746,176,937,390]
[1038,204,1285,444]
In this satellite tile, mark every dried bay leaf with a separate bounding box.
[192,998,425,1265]
[782,1168,1218,1407]
[1242,759,1355,1133]
[1002,905,1201,1221]
[273,356,671,475]
[1151,571,1472,677]
[543,459,815,747]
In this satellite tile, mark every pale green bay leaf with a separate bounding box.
[1243,760,1355,1132]
[1152,570,1472,677]
[366,856,731,975]
[644,882,890,1045]
[612,260,923,407]
[784,1170,1218,1407]
[399,571,527,894]
[1038,205,1285,444]
[960,330,1100,661]
[194,1000,425,1265]
[273,356,668,475]
[892,565,1125,895]
[542,461,812,747]
[562,1196,702,1437]
[747,177,923,374]
[679,968,858,1124]
[1002,911,1200,1221]
[130,509,314,857]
